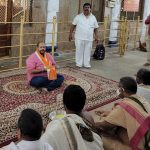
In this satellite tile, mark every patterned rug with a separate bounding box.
[0,67,118,147]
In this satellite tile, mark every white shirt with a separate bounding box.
[72,13,99,41]
[136,85,150,114]
[41,114,104,150]
[1,140,54,150]
[137,85,150,102]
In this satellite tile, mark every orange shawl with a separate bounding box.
[35,50,57,80]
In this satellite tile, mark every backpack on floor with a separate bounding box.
[93,44,105,60]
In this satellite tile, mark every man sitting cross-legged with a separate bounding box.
[1,108,53,150]
[26,42,64,91]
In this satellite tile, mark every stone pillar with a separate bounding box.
[108,0,122,47]
[45,0,59,47]
[140,0,150,43]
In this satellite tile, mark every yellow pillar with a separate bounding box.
[52,16,57,57]
[122,17,128,55]
[4,0,8,23]
[19,16,24,69]
[103,17,108,46]
[124,17,128,52]
[134,16,140,49]
[119,16,124,56]
[121,16,125,55]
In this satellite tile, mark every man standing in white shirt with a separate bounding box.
[69,3,99,68]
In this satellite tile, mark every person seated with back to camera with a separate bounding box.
[1,108,53,150]
[94,77,150,150]
[136,68,150,102]
[134,68,150,114]
[41,84,104,150]
[26,42,64,91]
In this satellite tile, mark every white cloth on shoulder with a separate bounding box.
[137,85,150,102]
[132,94,150,114]
[1,140,53,150]
[41,114,104,150]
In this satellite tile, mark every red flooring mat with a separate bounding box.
[0,67,118,147]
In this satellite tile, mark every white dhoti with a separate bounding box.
[75,39,93,68]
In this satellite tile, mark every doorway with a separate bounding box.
[0,0,12,57]
[120,0,144,20]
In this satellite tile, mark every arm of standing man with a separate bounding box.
[94,28,99,43]
[69,25,76,41]
[69,15,79,41]
[93,16,99,43]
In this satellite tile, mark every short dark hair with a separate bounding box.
[119,77,137,94]
[137,68,150,85]
[83,3,91,9]
[17,108,43,140]
[63,85,86,113]
[36,42,44,47]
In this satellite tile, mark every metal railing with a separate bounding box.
[0,16,147,72]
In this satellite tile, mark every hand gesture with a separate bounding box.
[95,110,110,117]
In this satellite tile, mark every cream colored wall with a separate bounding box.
[69,0,79,21]
[10,0,112,54]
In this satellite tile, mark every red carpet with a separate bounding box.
[0,67,118,147]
